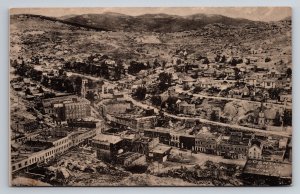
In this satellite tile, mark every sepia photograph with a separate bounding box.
[9,7,292,186]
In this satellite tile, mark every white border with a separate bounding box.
[1,0,300,194]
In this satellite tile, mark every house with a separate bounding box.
[167,86,177,97]
[177,75,195,87]
[279,138,288,149]
[267,69,282,79]
[102,82,116,95]
[196,78,212,89]
[276,78,292,91]
[202,68,217,77]
[177,101,196,115]
[279,94,292,103]
[248,139,263,160]
[12,84,23,91]
[241,85,250,96]
[148,144,172,163]
[264,109,277,126]
[261,79,276,89]
[245,78,257,87]
[224,68,235,77]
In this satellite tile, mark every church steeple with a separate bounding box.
[81,79,88,98]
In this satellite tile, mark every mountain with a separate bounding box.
[10,14,108,31]
[11,12,274,33]
[59,14,78,20]
[62,13,259,32]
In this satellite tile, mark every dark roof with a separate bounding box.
[251,139,262,147]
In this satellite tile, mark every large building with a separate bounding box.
[91,134,124,162]
[11,127,97,173]
[42,95,91,122]
[195,133,220,154]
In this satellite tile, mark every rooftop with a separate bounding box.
[42,95,89,107]
[243,159,292,178]
[92,134,123,144]
[151,144,172,154]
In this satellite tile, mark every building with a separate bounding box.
[91,134,124,162]
[179,134,195,150]
[81,79,88,98]
[106,114,156,131]
[177,101,195,115]
[248,139,263,160]
[169,132,181,148]
[217,135,249,160]
[258,111,265,127]
[116,152,146,167]
[42,95,91,122]
[101,99,133,116]
[11,127,96,173]
[195,133,219,154]
[148,144,172,163]
[261,79,276,89]
[144,128,171,145]
[242,159,292,185]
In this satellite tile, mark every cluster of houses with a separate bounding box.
[143,127,290,162]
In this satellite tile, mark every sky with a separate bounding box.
[10,7,291,22]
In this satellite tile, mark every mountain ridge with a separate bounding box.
[11,12,275,33]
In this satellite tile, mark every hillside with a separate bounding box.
[63,12,258,32]
[10,13,291,69]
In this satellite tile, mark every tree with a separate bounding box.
[202,57,210,64]
[282,110,292,126]
[158,72,172,92]
[220,55,226,63]
[210,111,219,121]
[38,86,44,93]
[41,76,49,87]
[128,61,147,75]
[86,91,95,102]
[268,88,281,100]
[114,62,125,80]
[151,95,162,107]
[265,57,271,63]
[286,68,292,78]
[214,54,221,62]
[133,86,147,100]
[165,96,178,113]
[273,112,282,126]
[25,88,32,95]
[74,77,82,95]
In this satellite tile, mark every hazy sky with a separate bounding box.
[10,7,291,22]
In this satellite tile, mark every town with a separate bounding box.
[10,9,292,186]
